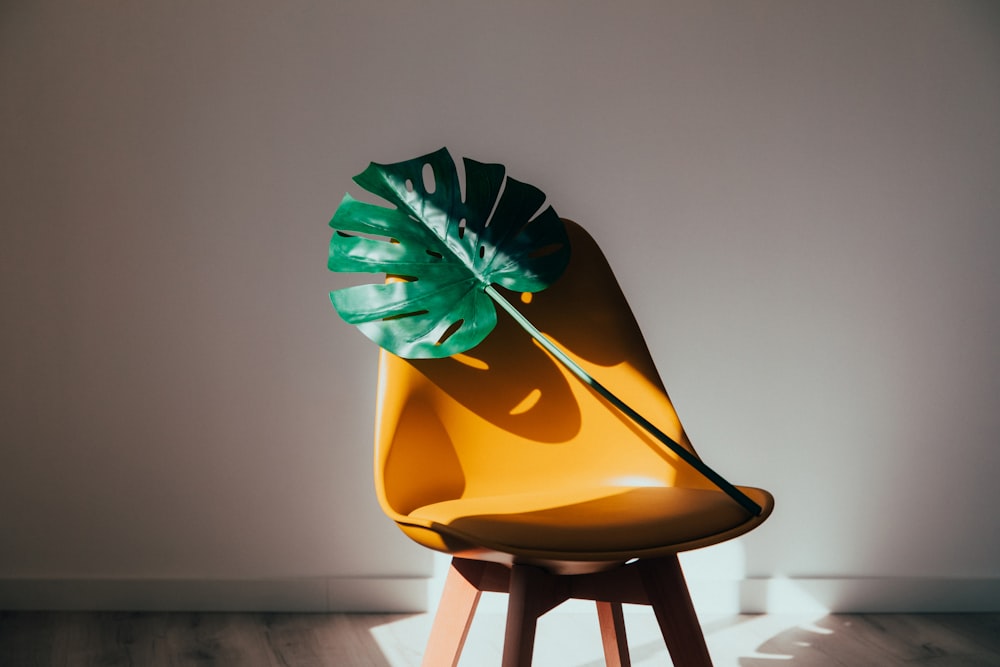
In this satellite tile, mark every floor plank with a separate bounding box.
[1,610,999,666]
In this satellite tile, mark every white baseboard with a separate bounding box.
[1,576,997,614]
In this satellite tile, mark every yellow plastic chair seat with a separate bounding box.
[406,484,772,560]
[368,217,774,663]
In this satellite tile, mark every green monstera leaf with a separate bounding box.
[326,148,762,516]
[328,147,570,358]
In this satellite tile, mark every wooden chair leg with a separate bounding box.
[425,556,709,666]
[502,564,568,667]
[421,560,484,667]
[638,555,713,667]
[596,600,631,667]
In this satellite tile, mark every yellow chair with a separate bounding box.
[373,219,774,666]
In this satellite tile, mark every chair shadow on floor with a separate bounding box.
[369,610,997,666]
[368,607,757,667]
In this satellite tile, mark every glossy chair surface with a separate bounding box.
[372,219,773,665]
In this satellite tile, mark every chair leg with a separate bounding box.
[421,560,484,667]
[502,563,568,667]
[596,600,631,667]
[423,556,707,666]
[638,555,713,667]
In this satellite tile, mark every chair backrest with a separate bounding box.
[373,220,717,521]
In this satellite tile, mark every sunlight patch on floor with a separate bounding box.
[369,608,833,666]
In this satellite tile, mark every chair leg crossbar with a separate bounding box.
[421,555,713,667]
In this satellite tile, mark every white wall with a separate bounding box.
[2,1,998,612]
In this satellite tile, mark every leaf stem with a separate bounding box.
[485,285,762,516]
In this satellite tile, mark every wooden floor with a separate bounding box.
[1,609,999,666]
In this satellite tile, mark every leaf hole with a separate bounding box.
[335,229,395,244]
[404,178,414,193]
[452,353,488,370]
[509,388,542,416]
[422,163,436,194]
[479,245,486,259]
[529,242,565,259]
[483,174,508,228]
[436,319,464,345]
[458,218,467,239]
[425,249,443,259]
[384,309,427,321]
